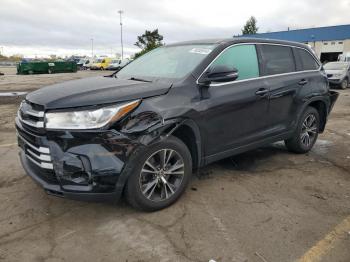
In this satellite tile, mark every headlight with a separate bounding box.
[45,100,140,129]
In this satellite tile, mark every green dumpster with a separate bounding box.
[17,61,77,75]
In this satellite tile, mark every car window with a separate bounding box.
[210,44,259,81]
[296,48,319,71]
[259,45,296,75]
[118,44,216,80]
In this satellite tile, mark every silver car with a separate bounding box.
[324,62,350,89]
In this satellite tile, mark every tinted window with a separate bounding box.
[260,45,296,75]
[211,44,259,81]
[296,48,319,70]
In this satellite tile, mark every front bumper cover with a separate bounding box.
[327,78,343,85]
[20,150,120,201]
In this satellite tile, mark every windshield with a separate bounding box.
[117,44,216,80]
[96,59,103,63]
[324,62,349,70]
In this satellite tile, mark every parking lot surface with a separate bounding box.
[0,66,349,262]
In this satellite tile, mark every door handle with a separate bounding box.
[255,88,269,96]
[298,79,308,86]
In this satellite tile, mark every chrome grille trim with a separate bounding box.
[17,133,50,154]
[27,149,52,162]
[25,153,53,170]
[26,109,45,118]
[18,101,45,129]
[17,111,44,128]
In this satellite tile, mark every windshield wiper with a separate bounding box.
[129,77,152,83]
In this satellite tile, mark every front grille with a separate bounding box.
[17,101,45,134]
[18,132,53,170]
[17,101,60,184]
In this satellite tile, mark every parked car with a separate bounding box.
[77,58,92,70]
[106,59,130,71]
[106,59,121,70]
[338,52,350,62]
[16,38,338,211]
[324,62,350,89]
[90,58,112,70]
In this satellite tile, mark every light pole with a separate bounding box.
[118,10,124,60]
[91,38,94,58]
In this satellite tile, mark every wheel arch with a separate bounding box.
[166,119,203,170]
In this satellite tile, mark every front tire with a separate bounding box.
[285,107,320,154]
[340,78,348,89]
[125,136,192,211]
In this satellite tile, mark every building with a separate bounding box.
[247,24,350,63]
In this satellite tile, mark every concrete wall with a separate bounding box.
[343,39,350,54]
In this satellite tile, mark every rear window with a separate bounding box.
[259,45,296,75]
[295,48,319,71]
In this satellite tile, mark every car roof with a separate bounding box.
[167,37,309,49]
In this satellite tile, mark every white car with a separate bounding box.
[338,52,350,62]
[106,59,130,71]
[77,58,93,70]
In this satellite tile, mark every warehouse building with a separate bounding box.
[248,24,350,63]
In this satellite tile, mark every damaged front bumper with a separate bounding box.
[16,117,144,202]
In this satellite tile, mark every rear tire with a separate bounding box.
[340,78,348,89]
[285,107,320,154]
[125,136,192,211]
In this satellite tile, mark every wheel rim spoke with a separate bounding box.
[166,162,184,173]
[142,179,158,197]
[141,168,157,174]
[159,150,166,169]
[145,160,158,172]
[165,150,173,167]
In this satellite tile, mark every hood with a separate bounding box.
[26,76,172,109]
[325,69,345,75]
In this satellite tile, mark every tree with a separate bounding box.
[241,16,259,35]
[134,29,164,58]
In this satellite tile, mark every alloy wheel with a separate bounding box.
[139,149,185,202]
[300,114,318,148]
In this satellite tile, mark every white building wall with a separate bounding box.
[307,39,350,59]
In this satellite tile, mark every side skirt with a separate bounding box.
[203,131,294,166]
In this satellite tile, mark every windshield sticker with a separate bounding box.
[189,48,212,55]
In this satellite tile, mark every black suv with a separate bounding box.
[16,38,338,211]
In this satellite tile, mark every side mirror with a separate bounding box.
[199,65,239,86]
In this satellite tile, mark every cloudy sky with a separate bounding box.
[1,0,349,57]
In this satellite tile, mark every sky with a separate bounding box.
[1,0,350,58]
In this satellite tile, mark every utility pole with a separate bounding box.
[91,38,94,58]
[118,10,124,60]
